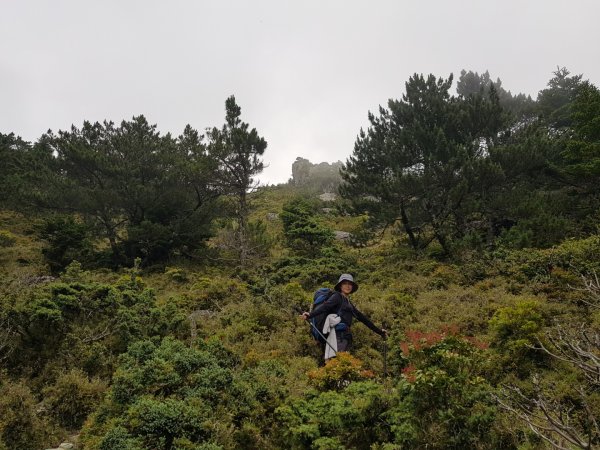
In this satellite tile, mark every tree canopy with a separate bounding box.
[340,68,600,254]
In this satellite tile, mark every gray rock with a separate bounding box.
[44,441,75,450]
[334,231,351,241]
[319,192,337,202]
[29,275,56,285]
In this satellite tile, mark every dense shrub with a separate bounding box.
[184,276,250,311]
[213,219,274,264]
[276,381,387,449]
[262,281,307,311]
[388,330,498,449]
[43,369,107,428]
[81,337,243,450]
[280,198,334,256]
[0,379,53,449]
[266,250,357,290]
[505,235,600,281]
[489,299,547,376]
[4,277,185,378]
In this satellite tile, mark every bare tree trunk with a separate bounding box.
[237,189,249,265]
[400,201,419,250]
[486,216,495,249]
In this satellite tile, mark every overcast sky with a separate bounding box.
[2,1,599,184]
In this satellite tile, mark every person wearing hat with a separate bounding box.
[301,273,388,355]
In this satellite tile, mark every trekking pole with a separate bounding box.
[306,317,338,354]
[381,325,392,394]
[383,338,388,379]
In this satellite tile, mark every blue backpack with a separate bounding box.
[309,288,349,342]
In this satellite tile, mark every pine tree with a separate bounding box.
[207,96,267,264]
[341,74,507,254]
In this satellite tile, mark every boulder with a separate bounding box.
[334,231,351,241]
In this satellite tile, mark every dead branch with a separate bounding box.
[81,325,114,343]
[569,271,600,309]
[0,320,16,362]
[537,324,600,386]
[495,378,596,449]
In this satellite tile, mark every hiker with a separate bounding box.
[301,273,387,359]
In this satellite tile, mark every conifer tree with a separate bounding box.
[207,96,267,264]
[341,74,507,254]
[22,117,220,266]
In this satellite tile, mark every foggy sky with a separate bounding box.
[2,0,599,184]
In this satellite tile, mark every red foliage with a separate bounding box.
[440,324,460,335]
[400,329,446,354]
[401,364,417,383]
[400,342,410,355]
[464,336,489,350]
[399,325,489,354]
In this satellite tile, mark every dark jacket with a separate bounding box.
[308,291,384,337]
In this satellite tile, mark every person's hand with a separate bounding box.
[301,312,310,321]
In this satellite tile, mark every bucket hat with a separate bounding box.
[334,273,359,293]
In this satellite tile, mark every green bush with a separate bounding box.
[5,277,184,378]
[43,369,107,428]
[185,276,249,311]
[425,265,461,290]
[266,251,356,290]
[121,209,214,267]
[97,427,143,450]
[0,380,52,449]
[280,198,334,256]
[165,267,189,283]
[276,381,387,449]
[490,300,543,344]
[263,281,307,310]
[506,235,600,281]
[489,299,546,373]
[82,337,242,449]
[389,331,498,449]
[245,219,274,260]
[126,397,211,449]
[498,213,572,250]
[233,359,289,428]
